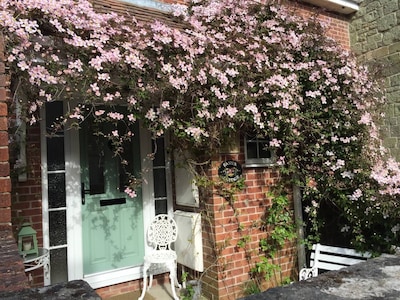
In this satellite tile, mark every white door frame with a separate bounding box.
[42,102,174,288]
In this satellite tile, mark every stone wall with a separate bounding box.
[350,0,400,158]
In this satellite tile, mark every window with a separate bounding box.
[152,137,169,215]
[45,101,68,284]
[244,133,276,167]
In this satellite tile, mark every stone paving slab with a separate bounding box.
[239,254,400,300]
[0,280,101,300]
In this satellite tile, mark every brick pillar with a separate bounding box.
[0,32,29,292]
[199,150,297,300]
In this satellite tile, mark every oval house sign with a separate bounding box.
[218,160,243,183]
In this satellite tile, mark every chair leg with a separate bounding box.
[138,264,149,300]
[148,274,153,289]
[166,262,180,300]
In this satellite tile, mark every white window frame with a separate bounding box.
[244,133,276,167]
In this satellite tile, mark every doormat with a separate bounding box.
[106,291,155,300]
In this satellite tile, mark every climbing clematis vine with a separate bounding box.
[2,0,400,251]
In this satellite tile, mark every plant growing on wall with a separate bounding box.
[237,192,296,294]
[2,0,400,256]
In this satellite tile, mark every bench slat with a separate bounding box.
[313,260,364,271]
[312,253,368,267]
[312,244,371,257]
[299,243,372,281]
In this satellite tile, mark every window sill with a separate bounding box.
[244,163,277,168]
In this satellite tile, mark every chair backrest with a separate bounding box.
[147,214,178,250]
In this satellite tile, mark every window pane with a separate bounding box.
[48,173,66,208]
[153,169,167,198]
[155,199,167,215]
[119,140,135,191]
[87,137,105,195]
[50,247,68,284]
[152,138,165,167]
[47,137,65,171]
[246,141,258,159]
[259,142,272,159]
[46,102,63,134]
[49,211,67,246]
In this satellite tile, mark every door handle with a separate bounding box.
[81,182,90,205]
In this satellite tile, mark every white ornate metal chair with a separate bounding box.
[138,214,181,300]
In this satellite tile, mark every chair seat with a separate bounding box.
[144,250,177,264]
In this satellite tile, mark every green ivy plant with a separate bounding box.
[249,193,296,293]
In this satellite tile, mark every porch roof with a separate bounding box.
[301,0,363,15]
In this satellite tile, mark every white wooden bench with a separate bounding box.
[299,243,371,281]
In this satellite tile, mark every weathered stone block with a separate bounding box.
[383,31,396,46]
[388,53,400,67]
[364,41,378,52]
[390,125,400,137]
[365,46,388,60]
[390,147,400,160]
[239,255,400,300]
[363,10,381,23]
[351,43,363,55]
[383,137,397,148]
[0,280,101,300]
[388,94,400,106]
[388,24,400,37]
[366,1,382,14]
[382,0,399,15]
[377,13,398,32]
[389,74,400,88]
[389,41,400,54]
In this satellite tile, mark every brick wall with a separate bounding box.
[200,149,297,299]
[294,1,351,49]
[350,0,400,159]
[0,33,29,292]
[11,124,43,286]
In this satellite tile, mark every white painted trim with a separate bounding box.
[65,119,84,281]
[164,134,175,216]
[40,107,50,286]
[140,129,155,257]
[302,0,360,14]
[84,265,142,289]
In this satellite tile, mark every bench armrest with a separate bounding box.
[299,267,317,281]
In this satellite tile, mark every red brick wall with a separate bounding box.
[11,124,43,286]
[293,2,350,49]
[0,34,11,229]
[200,148,297,299]
[0,32,29,292]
